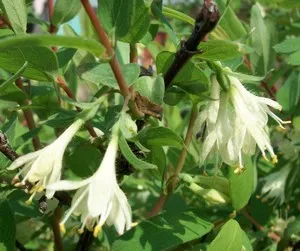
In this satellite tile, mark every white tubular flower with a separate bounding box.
[47,134,132,236]
[8,119,85,200]
[198,77,234,166]
[228,76,290,166]
[199,74,290,171]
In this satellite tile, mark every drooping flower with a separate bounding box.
[8,119,85,200]
[198,74,290,171]
[228,76,290,167]
[47,133,132,236]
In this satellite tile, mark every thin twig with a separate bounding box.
[148,104,198,217]
[81,0,130,97]
[15,78,41,150]
[130,43,138,63]
[242,209,281,242]
[50,207,64,251]
[0,132,18,161]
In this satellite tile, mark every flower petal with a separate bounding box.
[46,178,92,191]
[7,150,41,170]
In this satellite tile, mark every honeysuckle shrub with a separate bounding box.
[0,0,299,250]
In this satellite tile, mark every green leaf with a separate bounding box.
[0,0,27,34]
[274,37,300,53]
[147,146,166,176]
[66,144,101,178]
[52,0,82,27]
[112,210,213,251]
[57,48,77,69]
[119,134,157,170]
[250,5,276,75]
[0,34,105,57]
[214,0,247,40]
[162,6,194,26]
[133,75,165,104]
[156,51,209,94]
[0,61,28,102]
[150,2,178,45]
[0,46,58,81]
[276,71,300,112]
[242,231,253,251]
[80,63,140,88]
[137,126,184,148]
[229,156,255,210]
[208,219,243,251]
[288,51,300,65]
[0,199,16,251]
[163,86,186,106]
[197,40,246,61]
[98,0,151,43]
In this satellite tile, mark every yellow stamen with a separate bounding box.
[234,167,244,175]
[131,222,138,227]
[37,185,45,193]
[59,223,66,234]
[25,192,36,205]
[272,155,278,164]
[77,228,84,235]
[93,225,101,237]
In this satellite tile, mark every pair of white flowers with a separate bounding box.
[8,119,131,235]
[198,74,290,171]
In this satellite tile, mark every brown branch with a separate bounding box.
[0,132,18,161]
[50,207,64,251]
[16,78,41,150]
[81,0,130,98]
[164,0,219,89]
[130,43,138,63]
[242,209,281,242]
[261,81,276,100]
[48,0,58,46]
[147,104,198,217]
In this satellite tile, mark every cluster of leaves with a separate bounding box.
[0,0,299,250]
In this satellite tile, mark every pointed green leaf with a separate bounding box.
[80,63,140,88]
[208,219,243,251]
[98,0,151,43]
[52,0,82,27]
[0,46,58,81]
[0,61,28,102]
[119,134,157,170]
[229,156,255,210]
[0,0,27,34]
[197,40,246,61]
[112,210,213,251]
[137,126,184,148]
[274,37,300,53]
[0,35,105,57]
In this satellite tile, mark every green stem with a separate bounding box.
[147,103,198,217]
